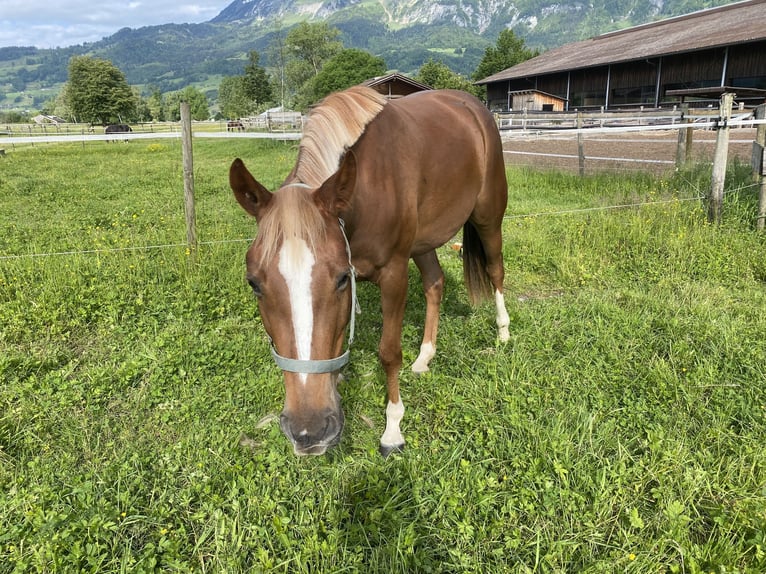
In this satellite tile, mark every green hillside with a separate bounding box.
[0,0,739,114]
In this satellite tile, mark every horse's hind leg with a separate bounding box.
[467,216,510,342]
[412,250,444,373]
[482,227,510,341]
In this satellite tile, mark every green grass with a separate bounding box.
[1,141,765,572]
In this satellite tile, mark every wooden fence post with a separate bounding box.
[577,111,585,176]
[708,92,734,224]
[675,104,691,169]
[754,104,766,231]
[180,102,198,251]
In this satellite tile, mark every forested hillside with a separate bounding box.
[0,0,739,114]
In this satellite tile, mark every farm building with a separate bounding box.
[32,114,67,125]
[476,0,766,111]
[507,89,566,112]
[363,73,432,98]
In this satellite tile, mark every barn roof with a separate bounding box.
[363,73,432,92]
[476,0,766,84]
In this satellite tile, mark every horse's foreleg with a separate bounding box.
[412,250,444,373]
[377,263,409,456]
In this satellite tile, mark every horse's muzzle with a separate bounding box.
[280,409,345,456]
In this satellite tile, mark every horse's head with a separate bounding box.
[229,155,357,456]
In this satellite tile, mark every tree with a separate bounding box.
[286,22,342,77]
[242,51,274,108]
[472,29,538,82]
[163,86,209,121]
[416,59,482,99]
[219,51,275,119]
[146,86,165,122]
[218,76,254,119]
[266,21,289,108]
[133,88,152,122]
[312,49,386,101]
[284,22,343,109]
[63,56,136,124]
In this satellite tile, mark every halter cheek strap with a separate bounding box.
[269,218,361,374]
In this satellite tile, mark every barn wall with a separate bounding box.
[569,68,608,108]
[510,92,565,111]
[536,73,569,99]
[660,48,727,95]
[483,39,766,110]
[727,41,766,88]
[609,59,659,106]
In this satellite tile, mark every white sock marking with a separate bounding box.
[278,238,315,383]
[381,399,405,448]
[495,289,510,342]
[412,342,435,373]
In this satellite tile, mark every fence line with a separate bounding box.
[500,117,766,138]
[1,193,721,262]
[504,149,676,165]
[503,195,707,220]
[0,131,302,146]
[0,238,254,261]
[6,184,761,262]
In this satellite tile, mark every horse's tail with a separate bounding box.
[462,221,493,306]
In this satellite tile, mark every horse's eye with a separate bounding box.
[248,278,263,298]
[336,271,350,291]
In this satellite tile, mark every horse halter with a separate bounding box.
[269,217,361,374]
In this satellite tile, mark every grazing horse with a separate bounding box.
[230,86,510,456]
[104,123,132,142]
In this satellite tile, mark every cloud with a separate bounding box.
[0,1,229,49]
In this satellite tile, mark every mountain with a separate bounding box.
[0,0,739,114]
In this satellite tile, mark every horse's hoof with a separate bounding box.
[379,442,405,458]
[411,363,430,374]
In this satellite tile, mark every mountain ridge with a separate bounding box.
[0,0,739,113]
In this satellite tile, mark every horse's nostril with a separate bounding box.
[294,430,313,448]
[325,414,339,436]
[280,410,344,453]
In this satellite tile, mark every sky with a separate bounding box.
[0,1,232,49]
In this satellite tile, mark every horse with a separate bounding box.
[230,86,510,456]
[104,123,132,142]
[227,120,245,132]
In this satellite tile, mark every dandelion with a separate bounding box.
[629,553,636,561]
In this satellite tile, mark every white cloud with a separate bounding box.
[0,1,230,48]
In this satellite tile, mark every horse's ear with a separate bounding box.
[315,151,357,215]
[230,158,272,220]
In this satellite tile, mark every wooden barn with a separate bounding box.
[363,73,432,99]
[476,0,766,111]
[507,89,567,112]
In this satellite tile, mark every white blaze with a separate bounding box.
[278,238,315,383]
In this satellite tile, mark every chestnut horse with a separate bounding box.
[230,86,510,456]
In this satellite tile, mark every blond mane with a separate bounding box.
[293,86,387,187]
[256,186,326,265]
[256,87,387,263]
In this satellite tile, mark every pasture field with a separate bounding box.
[1,140,765,573]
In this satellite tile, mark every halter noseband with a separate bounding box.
[269,217,361,374]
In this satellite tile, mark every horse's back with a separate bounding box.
[351,89,506,255]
